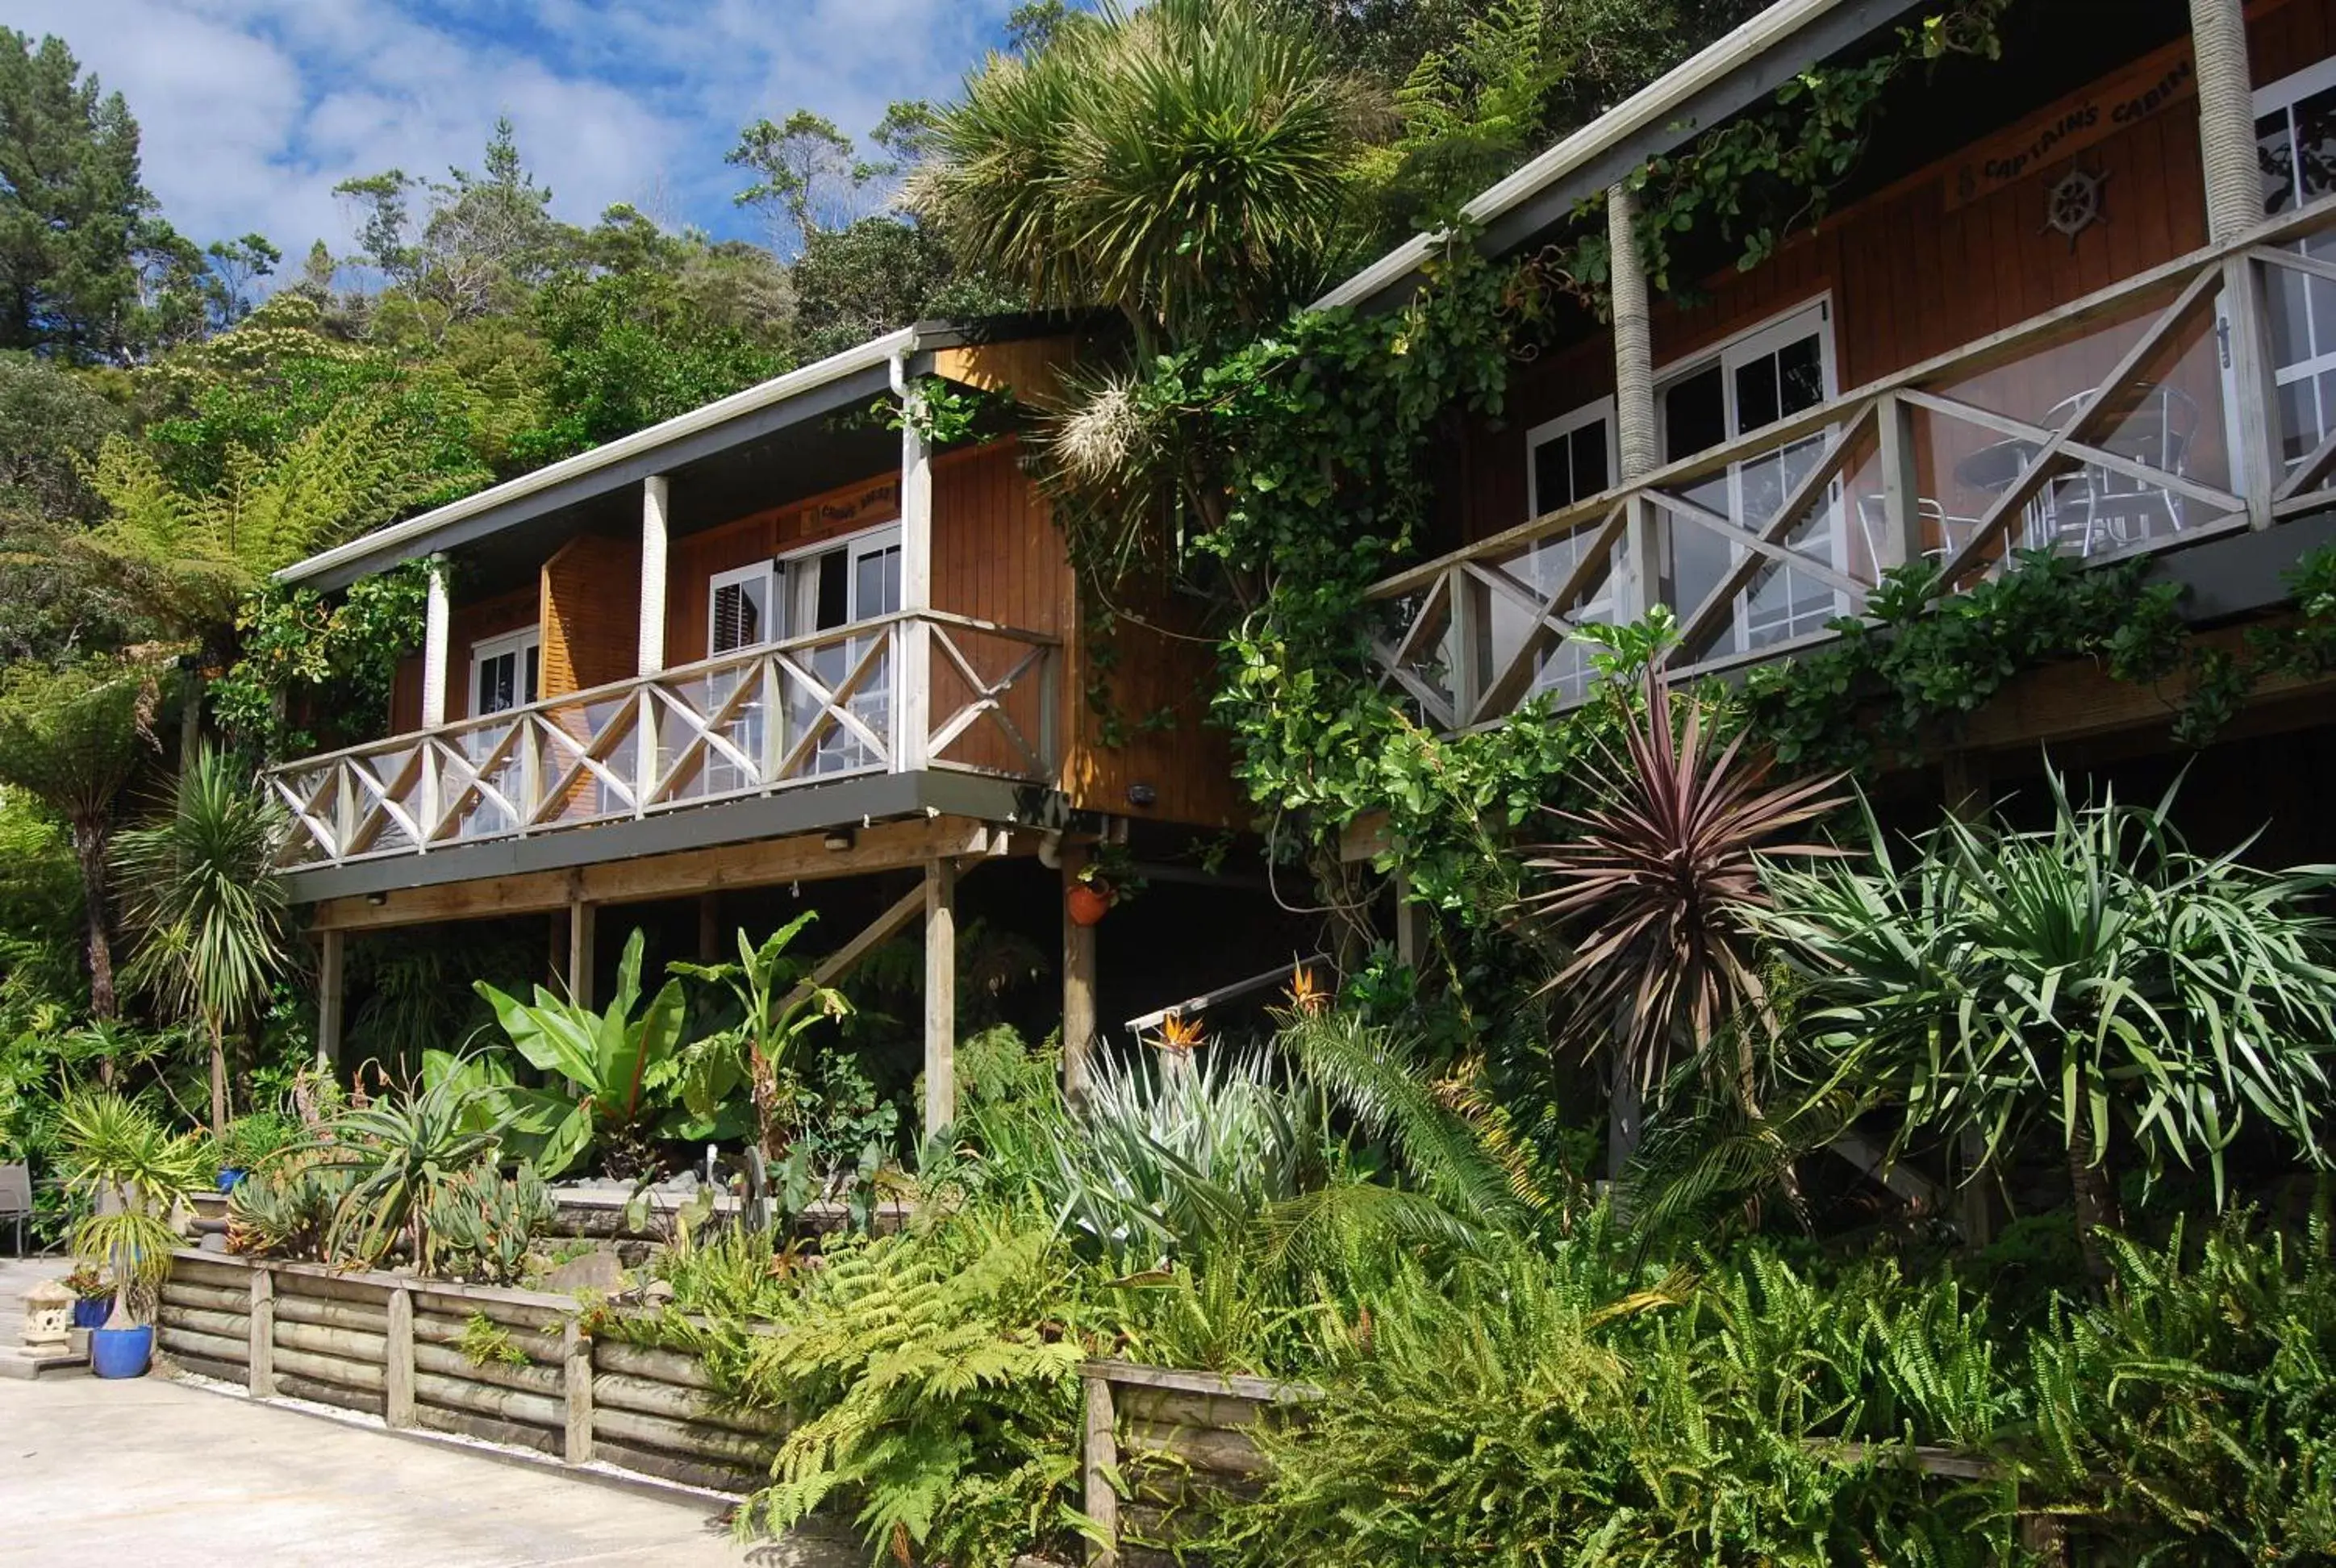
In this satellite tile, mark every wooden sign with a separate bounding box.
[1946,45,2196,211]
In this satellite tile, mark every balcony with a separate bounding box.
[1373,198,2336,732]
[268,611,1060,870]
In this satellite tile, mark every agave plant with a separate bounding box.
[309,1065,506,1270]
[1519,669,1846,1108]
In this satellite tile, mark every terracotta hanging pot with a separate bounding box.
[1067,879,1115,927]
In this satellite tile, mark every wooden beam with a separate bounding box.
[310,817,1010,932]
[695,893,721,961]
[787,882,928,1007]
[923,857,957,1141]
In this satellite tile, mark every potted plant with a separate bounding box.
[63,1263,112,1330]
[1069,844,1142,927]
[55,1091,206,1379]
[214,1110,299,1191]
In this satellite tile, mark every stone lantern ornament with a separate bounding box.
[20,1277,73,1349]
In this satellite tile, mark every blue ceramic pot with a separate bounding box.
[90,1324,152,1379]
[70,1296,109,1329]
[215,1168,245,1192]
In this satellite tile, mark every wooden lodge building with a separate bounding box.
[271,0,2336,1143]
[269,323,1264,1138]
[1348,0,2336,865]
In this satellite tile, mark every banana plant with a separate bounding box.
[473,928,689,1179]
[669,913,852,1161]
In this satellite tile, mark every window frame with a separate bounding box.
[707,560,777,657]
[1524,396,1620,519]
[467,626,541,718]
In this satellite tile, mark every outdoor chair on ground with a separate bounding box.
[0,1163,32,1256]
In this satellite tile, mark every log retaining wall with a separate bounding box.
[156,1251,779,1495]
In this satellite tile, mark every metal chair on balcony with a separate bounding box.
[2036,383,2200,557]
[1854,494,1984,573]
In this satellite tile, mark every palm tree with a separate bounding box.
[113,747,292,1133]
[914,0,1379,351]
[913,0,1382,579]
[0,660,161,1020]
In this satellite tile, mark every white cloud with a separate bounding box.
[4,0,1021,260]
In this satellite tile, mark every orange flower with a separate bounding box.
[1153,1012,1205,1053]
[1285,964,1329,1015]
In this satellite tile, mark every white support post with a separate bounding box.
[2190,0,2261,246]
[898,395,934,773]
[316,928,344,1072]
[1608,181,1660,483]
[1876,394,1924,571]
[420,559,450,730]
[639,475,670,676]
[923,857,957,1141]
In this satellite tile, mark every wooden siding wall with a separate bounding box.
[664,473,903,662]
[390,583,540,732]
[542,535,640,697]
[1456,0,2335,544]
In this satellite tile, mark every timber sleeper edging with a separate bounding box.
[155,1249,785,1502]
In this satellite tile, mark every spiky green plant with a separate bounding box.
[113,745,292,1132]
[307,1065,504,1269]
[422,1161,553,1286]
[54,1089,208,1328]
[1754,773,2336,1282]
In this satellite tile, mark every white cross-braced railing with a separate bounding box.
[269,611,1061,869]
[1370,196,2336,734]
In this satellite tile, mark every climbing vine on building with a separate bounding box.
[212,559,432,765]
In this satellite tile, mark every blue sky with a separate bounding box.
[7,0,1033,258]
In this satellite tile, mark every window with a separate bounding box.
[708,562,774,656]
[2256,56,2336,464]
[1527,398,1615,519]
[779,525,904,775]
[469,628,540,716]
[1655,301,1842,656]
[1518,401,1619,701]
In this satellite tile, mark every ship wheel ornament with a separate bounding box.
[2043,165,2109,247]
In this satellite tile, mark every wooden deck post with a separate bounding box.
[923,857,957,1141]
[567,896,597,1010]
[1082,1372,1120,1566]
[638,474,670,676]
[1062,858,1097,1107]
[563,1317,594,1464]
[315,928,344,1072]
[248,1266,274,1398]
[385,1284,415,1428]
[898,377,934,772]
[697,892,722,961]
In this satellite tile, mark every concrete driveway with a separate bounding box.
[0,1260,853,1567]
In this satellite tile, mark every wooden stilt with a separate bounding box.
[923,859,957,1141]
[1062,860,1098,1106]
[315,928,344,1072]
[567,899,596,1009]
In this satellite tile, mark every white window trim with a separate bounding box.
[775,517,900,568]
[1525,396,1619,518]
[2258,52,2336,117]
[707,560,776,655]
[1653,294,1838,452]
[468,626,540,715]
